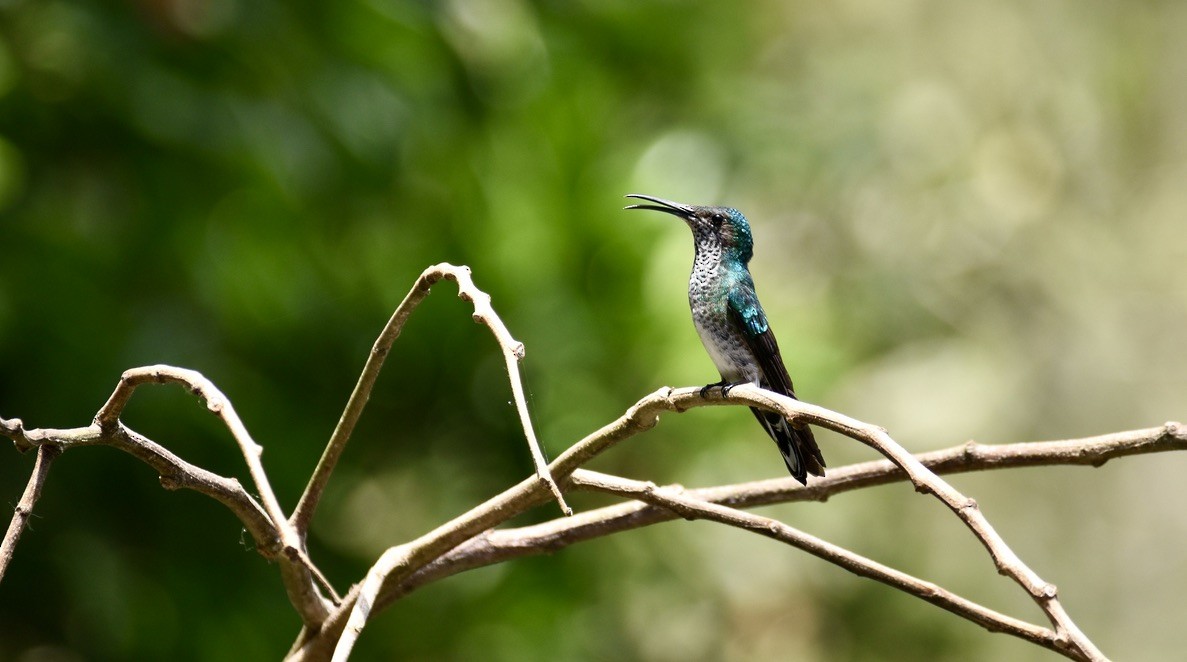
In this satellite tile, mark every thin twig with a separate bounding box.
[290,263,568,541]
[446,266,571,517]
[0,443,61,582]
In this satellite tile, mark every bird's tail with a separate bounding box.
[750,407,825,485]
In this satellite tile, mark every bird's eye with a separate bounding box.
[712,213,724,224]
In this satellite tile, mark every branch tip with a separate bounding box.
[538,473,572,516]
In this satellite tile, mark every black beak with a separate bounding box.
[624,193,695,219]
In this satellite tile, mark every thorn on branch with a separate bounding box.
[962,440,979,460]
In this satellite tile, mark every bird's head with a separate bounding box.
[625,194,753,262]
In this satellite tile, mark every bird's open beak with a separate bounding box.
[624,193,695,219]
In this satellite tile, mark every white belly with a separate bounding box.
[694,318,760,385]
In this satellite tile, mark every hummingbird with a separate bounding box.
[625,194,825,484]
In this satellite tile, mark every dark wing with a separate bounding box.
[727,281,825,480]
[725,279,797,397]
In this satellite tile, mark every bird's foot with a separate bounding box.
[699,380,727,398]
[699,381,747,398]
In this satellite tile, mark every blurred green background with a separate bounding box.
[2,0,1186,659]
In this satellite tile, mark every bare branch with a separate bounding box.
[98,365,335,622]
[96,366,289,540]
[447,266,571,517]
[4,368,336,626]
[1,420,280,555]
[5,262,575,638]
[313,385,1120,661]
[290,263,568,541]
[378,422,1185,603]
[294,386,685,659]
[709,384,1107,660]
[569,469,1065,655]
[0,444,61,582]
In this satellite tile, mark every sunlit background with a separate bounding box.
[2,1,1186,659]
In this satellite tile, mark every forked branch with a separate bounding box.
[378,421,1185,605]
[320,385,1130,661]
[290,263,569,540]
[5,263,1169,661]
[570,469,1061,652]
[3,367,336,625]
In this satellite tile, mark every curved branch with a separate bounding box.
[98,365,334,623]
[290,263,568,541]
[96,366,290,543]
[4,367,337,626]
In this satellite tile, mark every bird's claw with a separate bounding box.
[699,381,727,398]
[699,381,744,398]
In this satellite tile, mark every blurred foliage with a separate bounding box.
[1,0,1185,660]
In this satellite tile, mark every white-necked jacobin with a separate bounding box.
[625,194,825,484]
